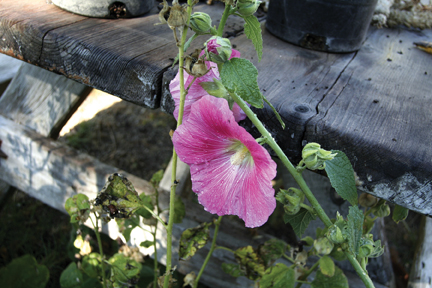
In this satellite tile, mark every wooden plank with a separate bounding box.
[0,62,91,138]
[0,0,243,108]
[408,216,432,288]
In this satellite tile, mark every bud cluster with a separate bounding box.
[298,143,337,171]
[276,187,305,215]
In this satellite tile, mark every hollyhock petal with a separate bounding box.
[172,96,277,228]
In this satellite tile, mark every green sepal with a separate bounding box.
[221,58,264,108]
[259,263,295,288]
[179,222,212,261]
[319,255,335,277]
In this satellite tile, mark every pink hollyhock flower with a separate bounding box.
[172,96,277,228]
[169,43,245,123]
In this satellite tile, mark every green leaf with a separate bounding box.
[220,58,263,108]
[173,195,185,223]
[283,207,316,237]
[60,262,83,288]
[260,263,295,288]
[0,254,50,288]
[199,79,229,99]
[324,150,358,206]
[392,205,409,223]
[319,255,335,277]
[234,246,266,280]
[140,240,154,248]
[172,33,198,67]
[179,222,212,260]
[108,253,142,285]
[150,169,164,187]
[221,263,245,278]
[311,266,349,288]
[258,239,288,267]
[243,15,263,62]
[136,194,154,219]
[81,253,102,279]
[347,206,364,256]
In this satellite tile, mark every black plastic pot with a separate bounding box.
[266,0,378,53]
[52,0,154,18]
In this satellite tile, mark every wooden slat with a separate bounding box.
[0,63,91,137]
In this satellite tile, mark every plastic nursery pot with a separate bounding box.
[52,0,155,18]
[266,0,378,53]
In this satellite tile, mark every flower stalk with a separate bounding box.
[229,92,375,288]
[90,214,107,287]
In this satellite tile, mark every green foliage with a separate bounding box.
[258,239,288,267]
[108,253,142,287]
[0,254,49,288]
[65,194,90,223]
[314,237,334,255]
[283,207,316,237]
[371,202,391,217]
[324,150,358,206]
[179,222,212,260]
[319,255,335,277]
[150,169,164,187]
[311,266,349,288]
[276,188,304,215]
[259,263,295,288]
[243,15,263,61]
[347,206,364,256]
[392,204,409,223]
[220,58,264,108]
[140,240,154,248]
[81,253,102,279]
[221,263,245,278]
[234,246,266,280]
[173,195,186,223]
[135,194,154,219]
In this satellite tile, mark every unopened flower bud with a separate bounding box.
[205,36,233,64]
[276,188,304,215]
[314,237,334,255]
[326,224,345,244]
[300,143,337,170]
[371,203,391,217]
[190,12,212,34]
[359,193,379,207]
[237,0,261,16]
[358,235,375,258]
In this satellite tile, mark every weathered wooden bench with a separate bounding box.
[1,0,431,287]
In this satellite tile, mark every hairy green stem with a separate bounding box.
[217,4,231,37]
[193,216,223,288]
[90,214,107,287]
[230,92,375,288]
[215,246,235,254]
[163,2,194,288]
[153,226,158,288]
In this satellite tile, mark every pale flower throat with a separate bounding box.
[229,142,253,166]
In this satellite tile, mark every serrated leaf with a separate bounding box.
[243,15,263,62]
[325,150,358,206]
[347,206,364,256]
[221,263,245,278]
[319,255,335,277]
[260,263,295,288]
[179,222,211,260]
[173,195,185,223]
[283,207,316,237]
[311,266,348,288]
[0,254,50,288]
[392,204,409,223]
[220,58,263,108]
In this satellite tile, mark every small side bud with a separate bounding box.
[190,12,212,34]
[299,143,337,170]
[326,224,345,244]
[359,193,379,207]
[237,0,261,17]
[314,237,334,255]
[276,188,304,215]
[205,36,233,64]
[371,203,391,217]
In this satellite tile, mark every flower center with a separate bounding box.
[230,143,252,166]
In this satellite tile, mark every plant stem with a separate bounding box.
[214,246,235,254]
[295,260,319,288]
[193,216,223,288]
[153,226,158,288]
[230,92,375,288]
[90,214,107,287]
[217,4,231,37]
[163,2,193,288]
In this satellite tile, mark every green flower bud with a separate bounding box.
[358,235,375,258]
[359,193,379,207]
[276,188,304,215]
[326,224,345,244]
[236,0,261,16]
[190,12,212,34]
[314,237,334,255]
[205,36,233,64]
[300,143,337,170]
[371,203,391,217]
